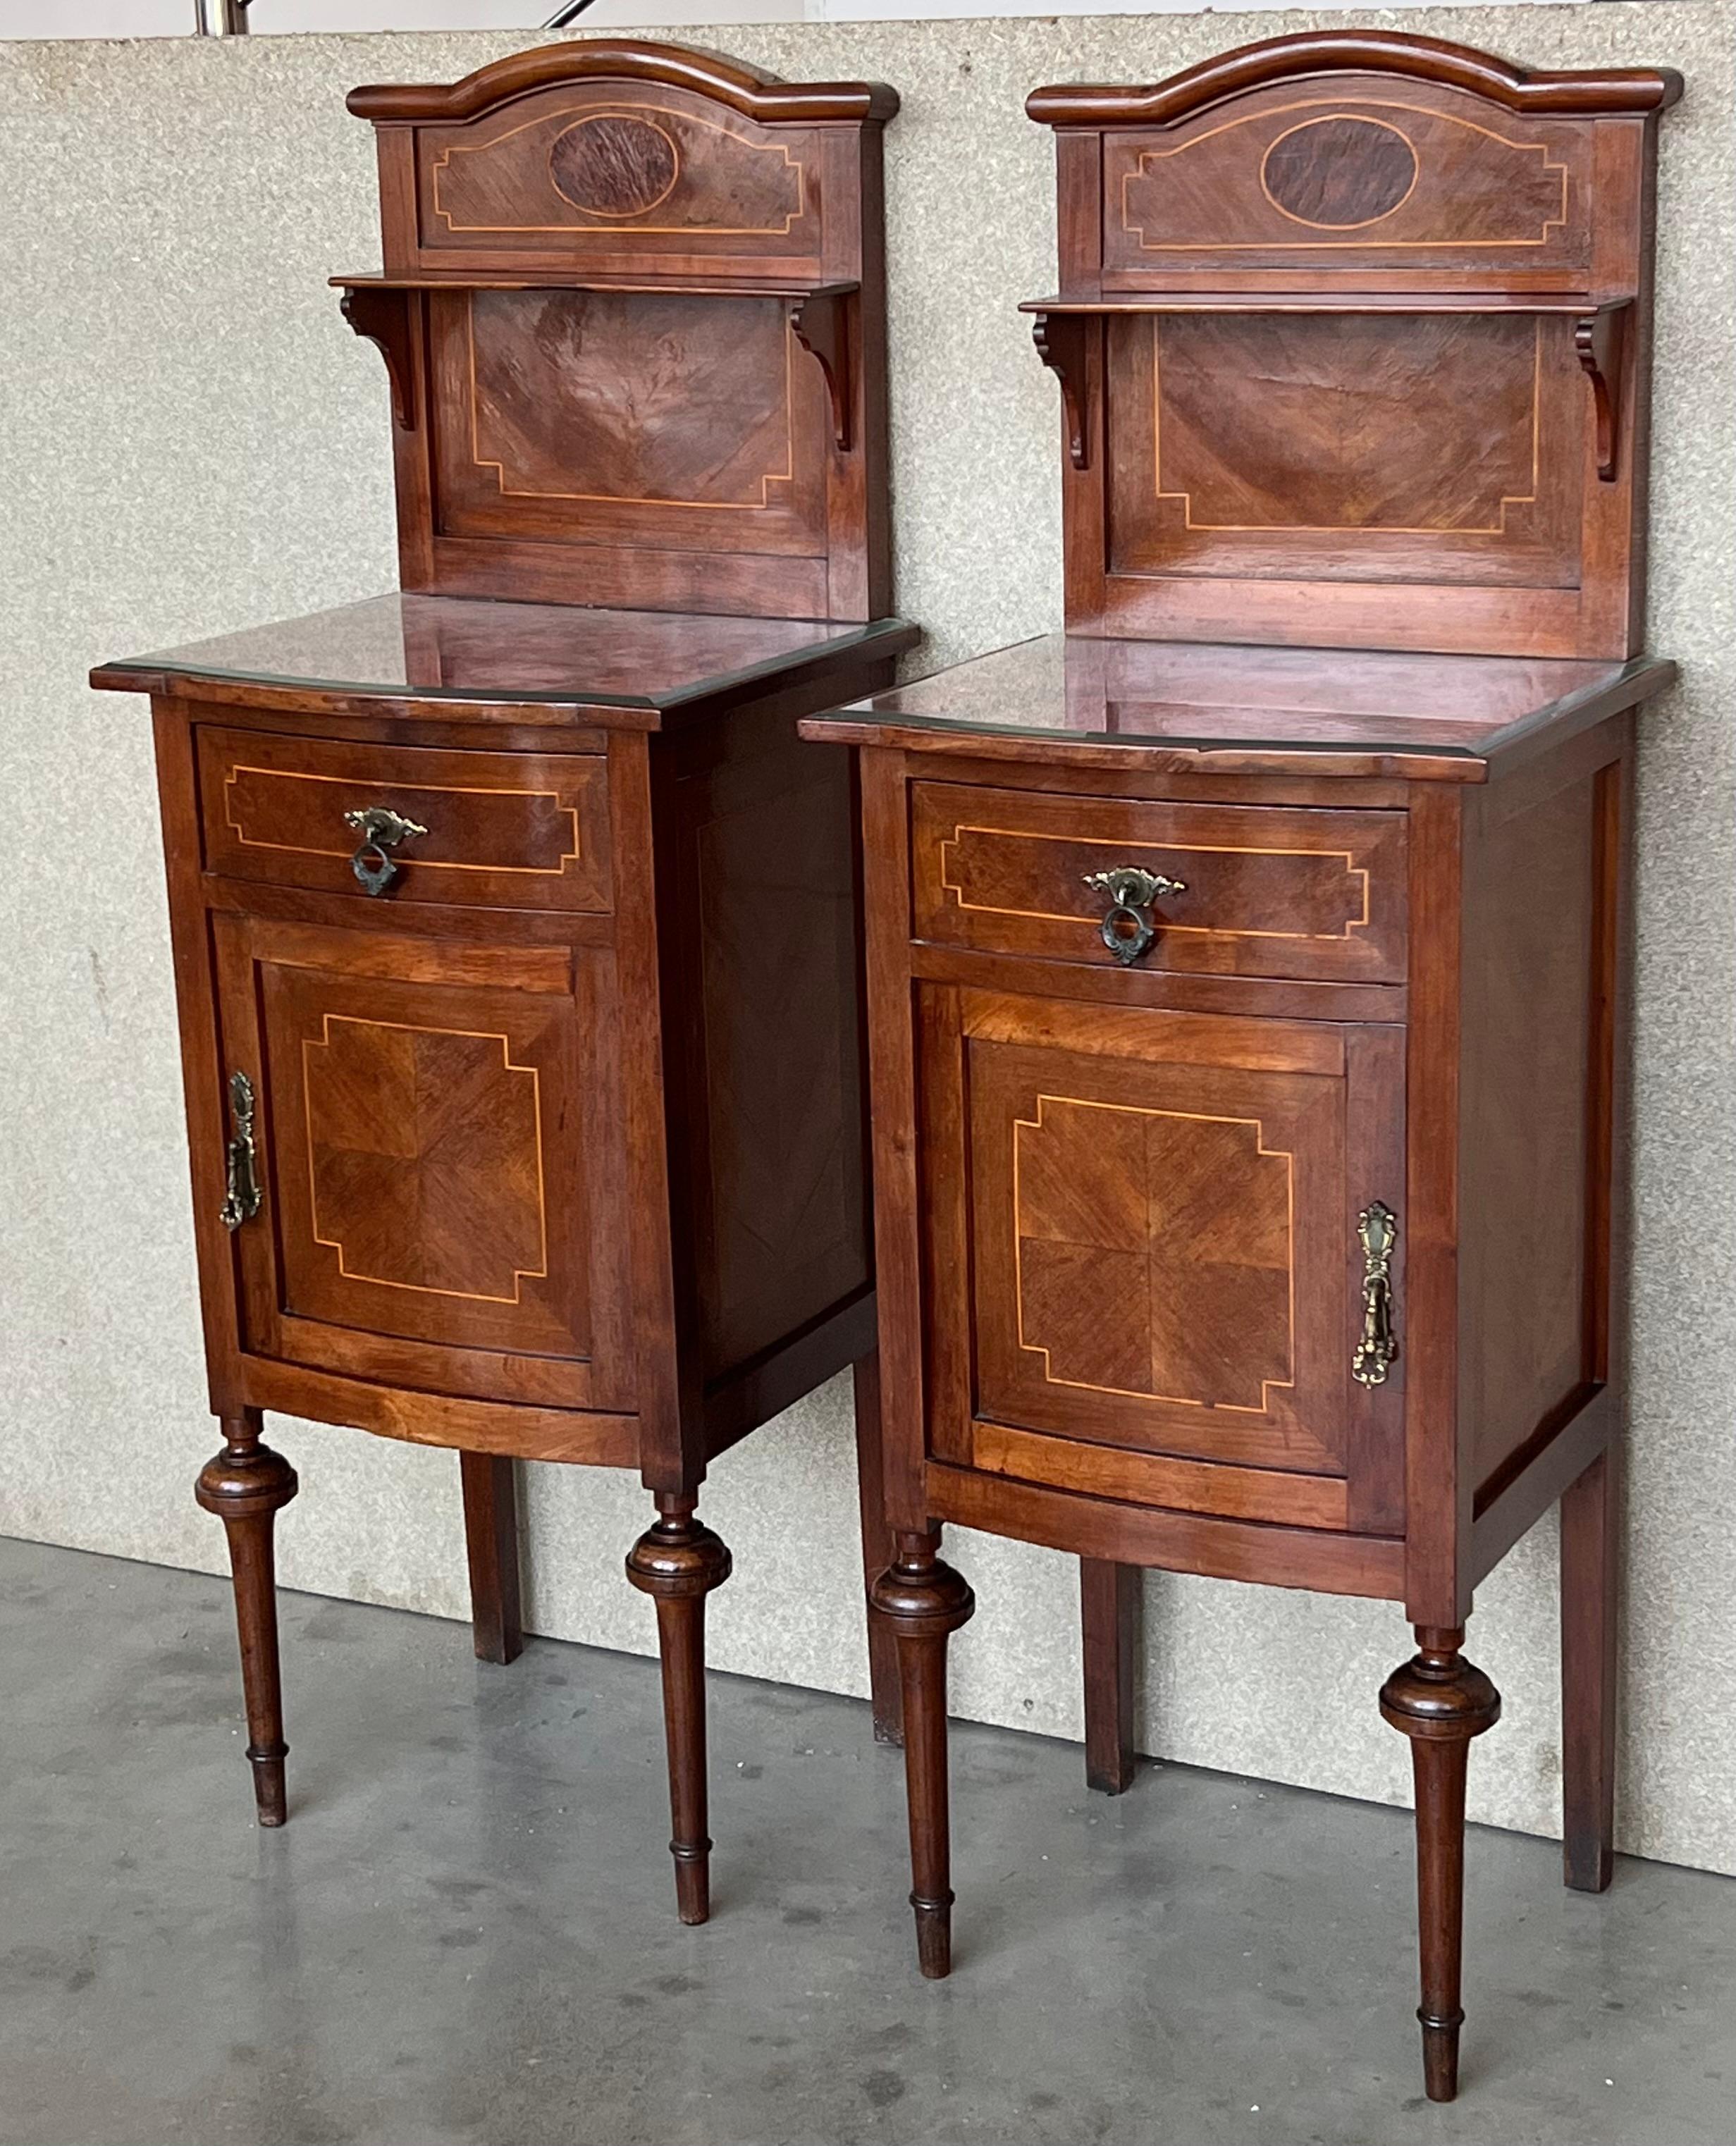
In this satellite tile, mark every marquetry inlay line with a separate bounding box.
[464,295,796,510]
[938,825,1373,940]
[1153,315,1543,537]
[1121,99,1569,250]
[431,104,806,236]
[1011,1094,1296,1414]
[223,766,583,877]
[302,1014,549,1305]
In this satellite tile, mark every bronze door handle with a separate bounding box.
[343,805,429,896]
[218,1070,262,1231]
[1352,1201,1398,1386]
[1082,865,1187,966]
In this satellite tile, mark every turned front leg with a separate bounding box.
[626,1495,732,1925]
[1380,1627,1501,2102]
[870,1530,975,1978]
[195,1410,299,1827]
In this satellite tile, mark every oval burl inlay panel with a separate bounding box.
[1260,116,1419,230]
[548,113,679,218]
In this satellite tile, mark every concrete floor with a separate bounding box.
[1,1534,1732,2146]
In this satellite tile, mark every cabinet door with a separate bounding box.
[210,910,633,1414]
[921,987,1403,1530]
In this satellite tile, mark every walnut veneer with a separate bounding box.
[91,40,916,1923]
[802,31,1680,2103]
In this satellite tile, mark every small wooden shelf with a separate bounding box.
[334,273,859,301]
[1018,293,1633,316]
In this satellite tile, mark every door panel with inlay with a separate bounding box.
[918,986,1404,1524]
[211,909,634,1414]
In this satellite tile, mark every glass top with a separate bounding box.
[829,635,1665,758]
[97,593,907,710]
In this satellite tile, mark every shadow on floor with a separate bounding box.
[1,1533,1732,2146]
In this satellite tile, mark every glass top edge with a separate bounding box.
[823,639,1668,757]
[819,706,1489,760]
[96,612,913,711]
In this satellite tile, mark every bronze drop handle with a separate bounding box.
[218,1070,262,1232]
[1083,865,1186,966]
[1352,1201,1398,1386]
[344,805,428,897]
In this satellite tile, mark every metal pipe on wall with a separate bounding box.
[190,4,596,30]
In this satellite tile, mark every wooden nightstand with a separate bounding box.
[91,39,913,1925]
[801,30,1680,2100]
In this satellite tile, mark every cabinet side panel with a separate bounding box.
[669,704,873,1389]
[1461,756,1606,1493]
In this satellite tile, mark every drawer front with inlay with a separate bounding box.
[911,783,1406,983]
[197,727,612,912]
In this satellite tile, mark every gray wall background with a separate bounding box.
[2,6,1732,1874]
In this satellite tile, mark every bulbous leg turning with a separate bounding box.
[1381,1627,1501,2102]
[195,1413,298,1827]
[626,1496,732,1925]
[870,1531,975,1978]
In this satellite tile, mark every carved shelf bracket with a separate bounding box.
[1574,303,1629,483]
[340,285,417,431]
[1031,312,1091,471]
[788,289,854,452]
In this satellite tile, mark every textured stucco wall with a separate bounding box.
[1,6,1732,1874]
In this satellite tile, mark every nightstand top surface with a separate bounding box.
[92,593,915,720]
[802,634,1674,780]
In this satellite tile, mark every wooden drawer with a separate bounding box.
[911,783,1406,983]
[197,727,612,912]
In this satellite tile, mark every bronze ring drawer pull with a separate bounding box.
[1082,865,1186,966]
[218,1070,262,1232]
[343,804,429,896]
[1353,1201,1399,1387]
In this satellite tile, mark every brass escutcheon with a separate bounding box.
[218,1069,262,1231]
[344,804,429,897]
[1352,1200,1399,1386]
[1082,864,1186,966]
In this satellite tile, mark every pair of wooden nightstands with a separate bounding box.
[94,29,1677,2104]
